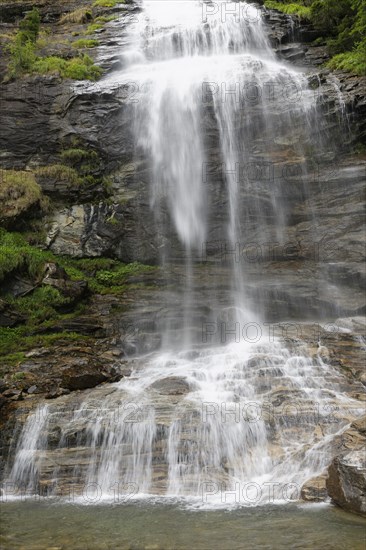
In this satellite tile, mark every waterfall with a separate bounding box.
[4,1,364,507]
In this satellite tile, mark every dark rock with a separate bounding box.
[45,387,71,399]
[0,379,9,392]
[0,298,25,327]
[2,389,21,398]
[327,451,366,517]
[61,370,109,391]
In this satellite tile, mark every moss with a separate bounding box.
[0,170,44,225]
[0,328,91,370]
[95,15,116,23]
[106,215,119,225]
[11,371,26,381]
[35,164,81,185]
[0,228,156,360]
[93,0,120,7]
[0,353,27,372]
[72,38,99,49]
[31,54,102,80]
[0,228,52,282]
[60,148,99,163]
[8,287,69,324]
[85,23,104,34]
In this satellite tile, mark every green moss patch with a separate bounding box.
[0,170,45,225]
[72,38,99,49]
[0,229,156,366]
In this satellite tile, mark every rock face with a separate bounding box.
[324,416,366,516]
[301,474,328,502]
[327,451,366,517]
[0,1,365,508]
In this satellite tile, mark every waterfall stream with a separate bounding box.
[5,1,364,507]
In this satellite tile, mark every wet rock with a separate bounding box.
[2,389,23,401]
[61,369,109,391]
[327,451,366,516]
[149,377,191,396]
[45,388,71,400]
[2,389,21,398]
[301,474,328,502]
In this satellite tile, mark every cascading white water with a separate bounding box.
[126,0,318,330]
[5,1,364,507]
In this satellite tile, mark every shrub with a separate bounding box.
[7,10,102,81]
[31,54,102,80]
[265,0,366,75]
[327,46,366,75]
[8,37,36,75]
[18,8,40,44]
[72,38,99,49]
[265,1,311,19]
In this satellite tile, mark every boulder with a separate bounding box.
[61,370,108,391]
[327,451,366,517]
[301,474,328,502]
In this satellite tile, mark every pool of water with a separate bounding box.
[1,500,365,549]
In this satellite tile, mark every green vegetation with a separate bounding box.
[35,149,111,198]
[7,8,102,80]
[85,22,104,33]
[31,54,102,80]
[265,0,366,74]
[265,1,310,19]
[18,7,40,44]
[8,286,69,324]
[60,148,99,164]
[0,328,89,369]
[35,164,81,186]
[327,47,366,76]
[0,170,45,225]
[0,228,155,367]
[72,38,99,49]
[93,0,120,7]
[59,8,93,25]
[0,228,51,282]
[7,8,39,75]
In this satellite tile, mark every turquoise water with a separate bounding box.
[1,501,365,549]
